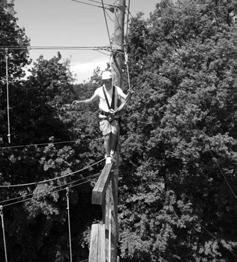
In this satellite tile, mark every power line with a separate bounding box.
[72,0,107,9]
[86,0,116,8]
[105,9,115,22]
[101,0,113,49]
[0,45,111,51]
[0,129,104,151]
[211,154,237,199]
[0,172,100,207]
[0,158,104,189]
[5,49,11,144]
[0,139,78,150]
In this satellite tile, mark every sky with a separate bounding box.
[14,0,159,83]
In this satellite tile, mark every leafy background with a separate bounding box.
[0,0,237,261]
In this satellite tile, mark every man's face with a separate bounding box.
[104,78,112,88]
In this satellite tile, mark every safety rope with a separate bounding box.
[0,206,8,262]
[101,0,113,50]
[66,187,73,262]
[5,49,11,144]
[124,0,132,92]
[125,0,131,38]
[124,50,131,92]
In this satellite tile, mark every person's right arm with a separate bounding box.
[72,90,98,105]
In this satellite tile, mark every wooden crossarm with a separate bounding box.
[92,163,113,205]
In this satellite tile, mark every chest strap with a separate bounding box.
[103,85,116,110]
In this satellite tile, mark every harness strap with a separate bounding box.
[103,85,116,110]
[99,110,120,123]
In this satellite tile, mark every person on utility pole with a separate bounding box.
[72,70,128,164]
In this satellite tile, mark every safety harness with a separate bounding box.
[100,85,119,122]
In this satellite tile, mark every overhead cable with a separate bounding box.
[5,49,11,144]
[86,0,117,8]
[0,158,104,189]
[0,172,100,207]
[0,133,103,151]
[72,0,109,10]
[0,139,78,150]
[101,0,113,50]
[210,152,237,199]
[0,173,100,205]
[0,45,110,51]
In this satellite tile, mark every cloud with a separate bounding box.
[70,57,109,83]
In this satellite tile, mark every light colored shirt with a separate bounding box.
[94,85,127,113]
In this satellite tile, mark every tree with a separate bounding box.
[0,4,30,143]
[119,0,237,261]
[0,6,103,261]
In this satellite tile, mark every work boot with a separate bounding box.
[110,150,116,162]
[105,156,112,164]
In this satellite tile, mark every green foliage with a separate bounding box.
[0,6,102,261]
[119,0,237,261]
[1,0,237,261]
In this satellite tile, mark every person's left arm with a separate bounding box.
[115,86,130,113]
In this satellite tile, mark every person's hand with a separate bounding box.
[62,103,71,109]
[109,109,116,114]
[72,100,81,105]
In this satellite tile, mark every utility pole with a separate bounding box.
[111,0,126,88]
[111,1,125,262]
[89,2,126,262]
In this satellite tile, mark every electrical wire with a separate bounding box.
[210,152,237,199]
[0,45,110,51]
[86,0,117,8]
[72,0,108,10]
[101,0,113,50]
[173,209,237,258]
[0,158,104,189]
[0,139,78,150]
[0,129,103,151]
[5,49,11,144]
[0,172,100,206]
[105,9,115,22]
[1,172,100,208]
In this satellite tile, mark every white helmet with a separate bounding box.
[102,71,112,80]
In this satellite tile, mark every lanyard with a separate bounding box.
[103,85,115,110]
